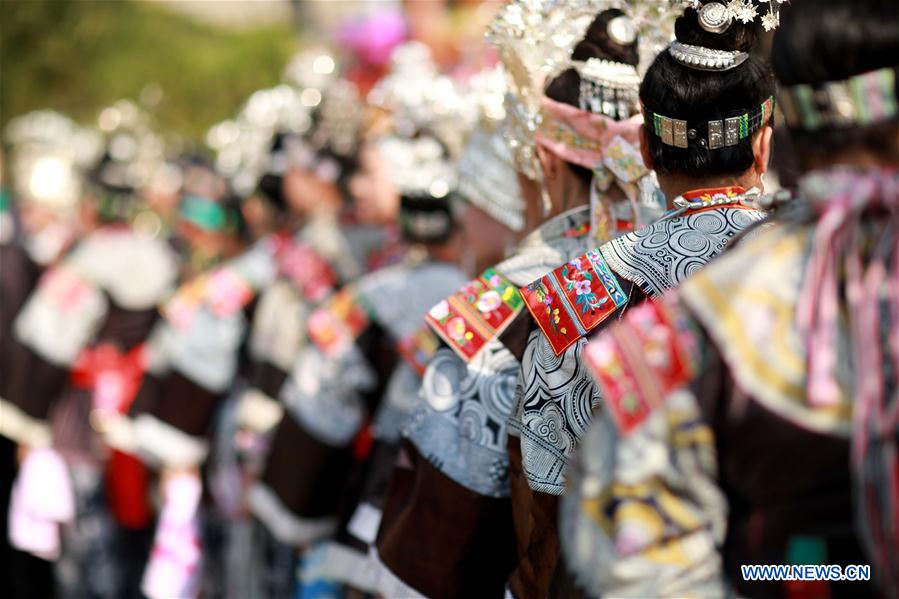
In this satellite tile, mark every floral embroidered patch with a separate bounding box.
[275,237,337,303]
[38,266,94,313]
[425,267,524,362]
[397,324,441,377]
[520,249,628,355]
[584,297,698,435]
[307,287,370,357]
[163,267,255,329]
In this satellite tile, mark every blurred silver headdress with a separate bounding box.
[368,42,477,159]
[5,110,103,211]
[92,99,171,194]
[378,134,455,200]
[456,66,526,232]
[209,48,365,195]
[207,84,308,195]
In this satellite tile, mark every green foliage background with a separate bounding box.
[0,0,298,143]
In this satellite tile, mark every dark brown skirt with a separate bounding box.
[376,439,517,599]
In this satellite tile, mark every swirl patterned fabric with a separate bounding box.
[405,343,520,497]
[600,207,765,296]
[283,261,466,447]
[514,205,765,495]
[405,206,593,498]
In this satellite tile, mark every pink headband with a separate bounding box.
[535,97,642,169]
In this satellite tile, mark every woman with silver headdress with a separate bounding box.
[506,0,784,596]
[369,3,670,597]
[0,111,94,599]
[573,0,898,596]
[121,62,381,597]
[3,112,181,597]
[246,42,469,596]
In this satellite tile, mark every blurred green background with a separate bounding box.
[0,0,299,143]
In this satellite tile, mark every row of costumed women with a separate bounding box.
[1,0,897,597]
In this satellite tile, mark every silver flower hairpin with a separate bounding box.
[678,0,787,32]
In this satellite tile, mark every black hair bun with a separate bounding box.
[574,9,639,67]
[675,0,760,53]
[545,8,641,107]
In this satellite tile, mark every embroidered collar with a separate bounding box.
[601,203,766,298]
[671,185,759,212]
[498,205,592,287]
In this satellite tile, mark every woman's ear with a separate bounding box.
[536,144,558,180]
[639,125,654,171]
[752,125,774,176]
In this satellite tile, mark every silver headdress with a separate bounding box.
[5,110,103,211]
[488,0,679,182]
[207,84,311,195]
[92,99,171,196]
[368,42,476,159]
[456,67,526,233]
[378,135,456,200]
[457,128,525,232]
[379,132,457,244]
[576,58,642,119]
[286,47,365,159]
[209,48,364,195]
[668,1,788,71]
[668,40,748,71]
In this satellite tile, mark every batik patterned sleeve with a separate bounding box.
[560,296,729,597]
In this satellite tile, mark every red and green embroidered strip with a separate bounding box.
[397,324,441,377]
[520,249,628,356]
[426,266,524,362]
[585,297,698,435]
[307,287,370,357]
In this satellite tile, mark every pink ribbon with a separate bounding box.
[535,97,642,171]
[796,167,899,587]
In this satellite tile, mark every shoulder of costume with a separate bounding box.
[300,218,366,282]
[426,265,526,362]
[584,295,702,435]
[519,247,629,356]
[306,284,372,357]
[162,243,277,330]
[397,320,442,376]
[272,233,339,303]
[13,261,108,367]
[68,228,179,310]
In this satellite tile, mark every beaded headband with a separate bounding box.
[645,95,774,149]
[778,67,899,132]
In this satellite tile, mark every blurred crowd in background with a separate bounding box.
[1,0,897,598]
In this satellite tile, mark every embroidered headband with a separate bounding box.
[645,95,774,149]
[778,67,899,132]
[537,96,653,244]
